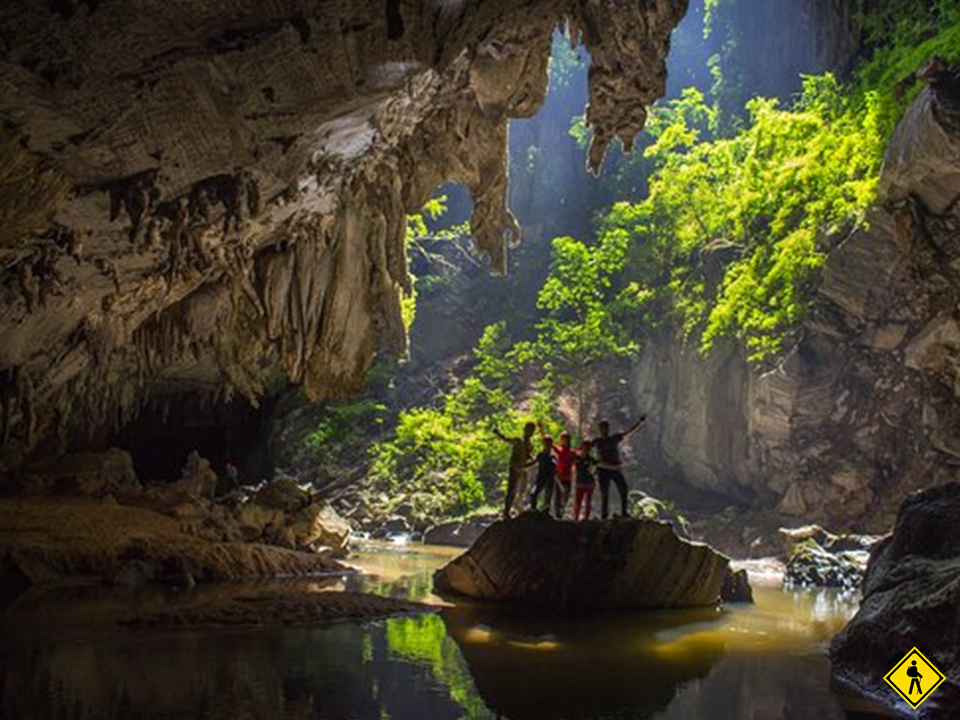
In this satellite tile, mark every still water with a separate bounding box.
[0,543,860,720]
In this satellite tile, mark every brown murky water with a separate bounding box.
[0,542,861,720]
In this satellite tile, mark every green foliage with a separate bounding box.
[516,233,644,427]
[856,1,960,140]
[368,230,648,514]
[368,322,527,520]
[404,194,472,330]
[303,399,387,453]
[359,2,960,525]
[603,74,884,362]
[386,615,488,720]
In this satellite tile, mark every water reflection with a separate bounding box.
[442,604,725,720]
[0,544,863,720]
[0,619,476,720]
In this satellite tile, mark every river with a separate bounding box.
[0,542,861,720]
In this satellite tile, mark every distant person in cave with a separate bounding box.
[573,440,597,521]
[538,420,575,519]
[217,461,239,496]
[529,435,558,513]
[494,421,536,520]
[591,415,647,519]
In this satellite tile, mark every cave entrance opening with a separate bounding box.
[107,393,273,484]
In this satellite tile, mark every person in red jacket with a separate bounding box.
[538,421,575,519]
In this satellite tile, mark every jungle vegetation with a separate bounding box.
[293,0,960,524]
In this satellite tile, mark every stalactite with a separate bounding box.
[0,0,687,447]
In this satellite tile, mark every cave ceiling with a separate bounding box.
[0,0,687,456]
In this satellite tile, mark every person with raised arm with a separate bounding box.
[493,421,536,520]
[591,414,647,519]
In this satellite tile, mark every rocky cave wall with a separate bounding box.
[633,85,960,532]
[0,0,688,468]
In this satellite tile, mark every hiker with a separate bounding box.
[907,660,923,695]
[539,420,575,519]
[494,421,536,519]
[529,435,558,512]
[573,440,596,521]
[592,415,647,519]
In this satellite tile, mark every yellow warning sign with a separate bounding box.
[884,647,945,709]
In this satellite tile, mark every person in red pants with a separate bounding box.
[573,440,596,521]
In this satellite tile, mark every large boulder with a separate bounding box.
[171,451,218,500]
[287,502,351,554]
[17,448,140,496]
[423,516,493,547]
[785,540,868,589]
[251,478,312,512]
[830,483,960,717]
[720,567,754,603]
[433,513,729,610]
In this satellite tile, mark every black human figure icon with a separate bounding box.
[907,660,923,695]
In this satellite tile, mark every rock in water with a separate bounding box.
[720,568,754,604]
[830,483,960,717]
[433,514,729,610]
[785,540,868,589]
[423,516,493,547]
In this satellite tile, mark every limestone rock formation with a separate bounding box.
[830,483,960,717]
[0,496,344,590]
[127,475,352,553]
[433,513,729,609]
[9,446,140,495]
[0,1,687,461]
[777,524,881,557]
[720,567,753,603]
[423,516,492,547]
[632,79,960,531]
[784,540,867,589]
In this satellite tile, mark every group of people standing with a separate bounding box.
[494,415,647,521]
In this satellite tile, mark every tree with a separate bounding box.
[518,234,646,433]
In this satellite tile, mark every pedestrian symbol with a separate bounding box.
[884,647,945,709]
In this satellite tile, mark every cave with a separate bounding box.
[2,1,960,718]
[108,393,271,483]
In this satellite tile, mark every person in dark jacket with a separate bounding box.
[529,435,558,512]
[591,415,646,519]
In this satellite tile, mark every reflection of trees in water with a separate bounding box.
[0,588,857,720]
[441,605,726,720]
[385,614,488,719]
[0,621,475,720]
